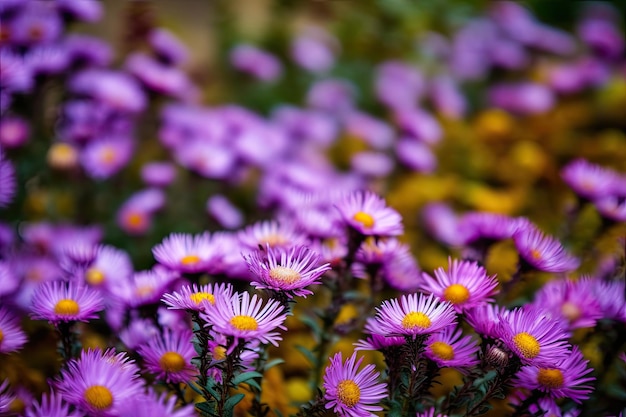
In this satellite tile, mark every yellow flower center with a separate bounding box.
[530,249,542,261]
[135,285,155,297]
[100,147,116,165]
[0,329,4,344]
[159,351,186,372]
[84,385,113,410]
[269,266,301,285]
[180,255,201,266]
[352,211,375,229]
[190,292,215,305]
[230,315,258,331]
[337,379,361,407]
[561,302,581,322]
[85,268,106,285]
[443,284,470,304]
[54,299,80,316]
[126,212,145,228]
[401,312,431,330]
[513,332,540,359]
[537,368,564,389]
[212,345,227,361]
[47,143,78,169]
[260,233,287,247]
[429,341,455,360]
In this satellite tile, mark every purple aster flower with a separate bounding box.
[464,303,510,339]
[306,78,355,115]
[10,2,62,46]
[30,281,104,323]
[56,0,103,22]
[0,49,33,93]
[421,203,464,246]
[335,190,403,237]
[351,151,394,178]
[138,328,196,383]
[148,28,189,66]
[238,220,308,251]
[0,116,30,149]
[380,249,424,292]
[0,150,16,207]
[593,195,626,222]
[496,307,571,367]
[55,349,144,417]
[23,390,82,417]
[140,161,176,187]
[395,138,437,173]
[343,111,394,150]
[81,245,133,289]
[126,52,199,101]
[116,188,165,236]
[370,293,457,339]
[355,319,405,351]
[424,326,479,370]
[206,194,244,229]
[420,258,499,313]
[70,69,146,113]
[394,107,442,144]
[514,346,595,403]
[323,351,387,417]
[417,408,449,417]
[561,159,621,201]
[80,136,134,179]
[458,212,528,245]
[245,245,331,298]
[430,75,467,120]
[0,306,27,353]
[161,282,234,312]
[272,105,338,148]
[230,44,283,82]
[375,60,424,110]
[174,139,236,179]
[111,267,178,308]
[26,44,70,75]
[118,389,197,417]
[578,15,625,59]
[513,225,580,273]
[291,27,336,73]
[488,83,555,115]
[0,261,20,298]
[0,379,15,415]
[532,278,603,330]
[152,232,218,274]
[119,317,159,350]
[589,278,626,322]
[202,291,287,347]
[64,34,113,67]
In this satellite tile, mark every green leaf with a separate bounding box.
[232,371,263,387]
[295,344,317,366]
[223,393,245,415]
[264,358,285,371]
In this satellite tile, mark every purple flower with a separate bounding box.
[138,329,196,383]
[488,83,555,115]
[421,203,464,246]
[513,225,580,273]
[245,245,331,298]
[126,52,199,101]
[238,220,308,251]
[174,139,236,179]
[0,49,33,93]
[202,291,287,347]
[0,380,15,415]
[206,194,244,229]
[496,307,571,366]
[117,389,197,417]
[355,318,405,351]
[140,161,176,187]
[561,158,621,201]
[323,351,387,417]
[336,190,403,237]
[82,245,133,289]
[424,326,479,370]
[291,27,336,73]
[350,151,394,178]
[26,44,70,75]
[430,75,467,119]
[119,317,159,350]
[55,349,144,417]
[10,2,63,46]
[370,293,457,338]
[57,0,103,22]
[111,267,178,308]
[343,111,393,150]
[465,303,510,339]
[375,61,424,110]
[153,232,218,274]
[593,195,626,222]
[80,136,134,179]
[458,212,528,244]
[23,390,83,417]
[30,281,104,323]
[161,282,234,312]
[514,346,595,403]
[589,278,626,322]
[0,116,30,148]
[148,28,190,66]
[396,138,437,173]
[230,44,283,82]
[116,188,165,236]
[394,107,442,144]
[579,16,625,59]
[70,69,146,113]
[0,306,27,353]
[306,79,355,115]
[421,258,499,313]
[64,34,113,67]
[0,150,16,207]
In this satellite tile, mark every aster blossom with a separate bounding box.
[23,390,83,417]
[152,231,217,273]
[30,280,104,323]
[420,258,499,312]
[323,351,387,417]
[118,389,197,417]
[514,346,595,403]
[55,349,144,417]
[0,306,27,353]
[424,326,480,370]
[561,158,620,200]
[245,245,331,298]
[496,306,571,367]
[335,190,403,236]
[370,292,457,339]
[161,282,234,312]
[513,225,580,273]
[138,329,196,383]
[203,291,287,347]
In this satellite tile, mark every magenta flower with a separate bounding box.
[23,390,83,417]
[496,307,571,366]
[238,220,307,251]
[80,136,134,179]
[416,408,450,417]
[148,28,190,66]
[370,293,456,339]
[513,225,580,273]
[117,389,197,417]
[0,306,27,353]
[140,161,176,188]
[355,318,405,351]
[161,282,234,312]
[420,258,499,313]
[138,329,196,383]
[245,245,331,298]
[514,346,595,403]
[111,267,178,308]
[202,291,287,347]
[55,349,144,417]
[0,151,16,208]
[82,245,133,289]
[336,190,403,236]
[458,212,528,244]
[230,44,283,82]
[424,326,479,370]
[152,232,217,274]
[561,159,621,201]
[30,281,104,323]
[206,194,244,229]
[0,116,30,149]
[465,303,511,339]
[0,380,15,415]
[323,351,387,417]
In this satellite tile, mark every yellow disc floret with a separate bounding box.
[513,332,540,359]
[429,341,455,360]
[537,368,564,388]
[85,268,106,286]
[54,299,80,316]
[159,351,186,372]
[401,312,432,330]
[269,266,301,285]
[180,255,201,266]
[337,379,360,407]
[230,315,258,331]
[352,211,375,229]
[84,385,113,410]
[190,292,215,305]
[443,284,470,304]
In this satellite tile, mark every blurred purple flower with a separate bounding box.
[230,44,282,82]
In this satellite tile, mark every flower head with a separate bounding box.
[81,136,134,180]
[152,232,218,274]
[514,346,595,403]
[421,258,499,313]
[513,225,580,273]
[162,282,234,312]
[203,291,287,347]
[0,151,16,208]
[23,390,83,417]
[336,190,403,236]
[55,349,144,417]
[245,245,331,298]
[323,351,387,417]
[138,329,196,383]
[238,220,307,251]
[117,389,197,417]
[370,293,456,339]
[424,326,480,370]
[561,159,620,200]
[30,281,104,323]
[0,306,27,353]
